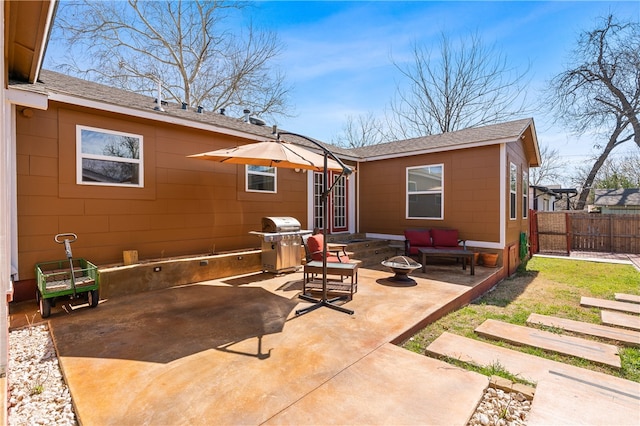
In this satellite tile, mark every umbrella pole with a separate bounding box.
[294,147,353,316]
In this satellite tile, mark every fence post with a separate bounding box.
[565,213,572,255]
[530,209,538,254]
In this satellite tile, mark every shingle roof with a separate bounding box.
[593,189,640,207]
[351,118,534,160]
[11,70,354,156]
[36,70,277,136]
[10,70,536,162]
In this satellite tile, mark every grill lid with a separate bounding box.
[262,216,302,233]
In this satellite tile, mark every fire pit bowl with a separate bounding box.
[381,256,422,282]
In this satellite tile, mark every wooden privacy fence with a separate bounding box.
[530,211,640,255]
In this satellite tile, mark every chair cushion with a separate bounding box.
[307,234,324,260]
[431,229,459,248]
[404,229,431,247]
[307,234,350,262]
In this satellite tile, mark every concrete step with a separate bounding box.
[426,332,640,426]
[601,310,640,331]
[359,251,397,268]
[325,233,367,243]
[475,319,621,369]
[615,293,640,304]
[581,296,640,314]
[527,313,640,347]
[327,237,399,267]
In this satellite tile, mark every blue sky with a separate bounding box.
[45,1,640,184]
[244,1,639,182]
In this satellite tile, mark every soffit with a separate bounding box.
[5,0,56,83]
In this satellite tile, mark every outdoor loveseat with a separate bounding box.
[404,228,466,256]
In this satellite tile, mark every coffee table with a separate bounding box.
[418,247,475,275]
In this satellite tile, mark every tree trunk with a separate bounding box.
[575,117,628,210]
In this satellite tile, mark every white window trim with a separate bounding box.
[509,162,517,220]
[76,125,144,188]
[522,169,528,219]
[406,163,444,220]
[245,165,277,193]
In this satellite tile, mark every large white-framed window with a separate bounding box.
[522,169,528,219]
[407,164,443,219]
[510,162,517,220]
[77,125,143,187]
[246,165,276,193]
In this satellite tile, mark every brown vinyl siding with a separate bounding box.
[16,103,307,280]
[359,145,501,243]
[505,140,530,242]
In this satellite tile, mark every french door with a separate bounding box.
[313,171,348,233]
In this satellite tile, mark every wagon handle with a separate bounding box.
[54,233,77,244]
[54,233,78,297]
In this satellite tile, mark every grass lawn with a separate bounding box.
[402,256,640,383]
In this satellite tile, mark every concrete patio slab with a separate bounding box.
[602,310,640,331]
[581,296,640,314]
[475,319,621,369]
[40,265,498,425]
[266,343,488,425]
[527,313,640,347]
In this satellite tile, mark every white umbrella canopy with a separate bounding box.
[188,140,345,172]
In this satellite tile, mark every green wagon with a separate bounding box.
[34,233,99,318]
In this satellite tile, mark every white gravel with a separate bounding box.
[467,386,531,426]
[7,325,77,426]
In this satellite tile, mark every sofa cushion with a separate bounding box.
[404,229,431,247]
[431,229,459,248]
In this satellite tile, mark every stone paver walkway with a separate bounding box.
[475,319,621,369]
[581,296,640,314]
[527,313,640,347]
[602,310,640,331]
[427,332,640,426]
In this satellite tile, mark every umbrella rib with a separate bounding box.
[282,144,314,167]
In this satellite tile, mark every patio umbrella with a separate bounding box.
[189,132,354,316]
[188,140,344,172]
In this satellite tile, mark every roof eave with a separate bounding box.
[46,91,270,142]
[360,136,519,162]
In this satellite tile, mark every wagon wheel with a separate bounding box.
[88,289,99,308]
[39,294,51,318]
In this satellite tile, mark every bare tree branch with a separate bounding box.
[548,14,640,209]
[530,145,566,186]
[387,32,531,139]
[49,0,293,121]
[332,112,388,148]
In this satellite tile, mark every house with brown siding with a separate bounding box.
[354,118,539,276]
[8,50,539,304]
[11,70,358,287]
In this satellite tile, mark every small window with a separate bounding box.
[77,126,143,187]
[522,170,528,218]
[510,163,517,220]
[407,164,443,219]
[246,165,276,192]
